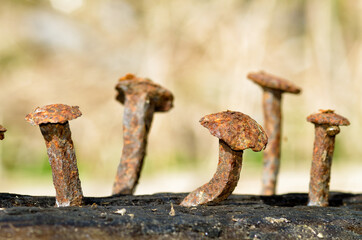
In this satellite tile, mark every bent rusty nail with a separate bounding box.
[112,73,174,195]
[25,104,83,207]
[307,109,350,207]
[247,71,301,195]
[180,111,268,207]
[0,125,6,140]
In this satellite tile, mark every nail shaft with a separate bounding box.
[308,125,335,206]
[40,122,83,207]
[262,89,282,195]
[180,140,243,207]
[113,93,154,194]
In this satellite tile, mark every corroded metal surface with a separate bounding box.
[180,140,243,207]
[112,93,154,195]
[307,109,350,126]
[307,110,350,207]
[326,126,340,136]
[39,123,83,207]
[180,111,268,207]
[25,104,83,207]
[0,125,6,140]
[247,71,301,196]
[199,111,268,152]
[262,89,281,195]
[116,74,173,112]
[308,125,335,207]
[25,104,82,126]
[112,74,173,195]
[247,71,301,94]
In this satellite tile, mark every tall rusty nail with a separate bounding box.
[180,111,268,207]
[0,125,6,140]
[307,109,350,207]
[247,71,301,195]
[25,104,83,207]
[112,74,174,195]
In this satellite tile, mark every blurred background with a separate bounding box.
[0,0,361,197]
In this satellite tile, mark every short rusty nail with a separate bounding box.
[247,71,301,195]
[25,104,83,207]
[307,109,350,207]
[112,74,173,195]
[180,111,268,207]
[0,125,6,140]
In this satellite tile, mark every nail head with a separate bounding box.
[25,104,82,126]
[115,74,174,112]
[200,111,268,152]
[247,71,301,94]
[307,110,350,126]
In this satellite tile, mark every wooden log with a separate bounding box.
[0,192,361,239]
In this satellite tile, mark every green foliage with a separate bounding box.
[4,153,52,177]
[244,150,263,168]
[1,0,47,7]
[142,151,198,177]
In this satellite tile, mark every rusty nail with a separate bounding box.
[25,104,83,207]
[0,125,6,140]
[112,74,174,195]
[247,71,301,195]
[180,111,268,207]
[307,109,350,207]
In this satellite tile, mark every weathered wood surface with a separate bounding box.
[0,192,361,239]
